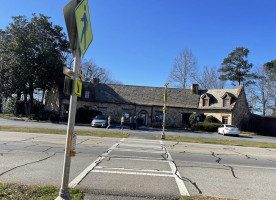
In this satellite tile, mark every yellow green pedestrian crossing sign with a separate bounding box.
[75,0,93,57]
[75,79,82,97]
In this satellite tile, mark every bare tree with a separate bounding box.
[168,48,197,88]
[81,60,122,84]
[246,65,272,115]
[193,66,225,89]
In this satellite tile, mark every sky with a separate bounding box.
[1,0,276,88]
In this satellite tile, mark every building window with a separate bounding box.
[222,116,228,124]
[85,91,90,99]
[203,98,209,106]
[155,111,163,122]
[223,98,230,107]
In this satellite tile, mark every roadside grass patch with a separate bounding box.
[157,136,276,149]
[0,114,15,118]
[181,195,234,200]
[0,126,128,138]
[0,183,83,200]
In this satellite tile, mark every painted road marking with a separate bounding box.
[160,141,190,196]
[69,138,125,188]
[96,166,172,174]
[168,146,276,157]
[91,170,175,177]
[179,160,276,170]
[0,136,109,145]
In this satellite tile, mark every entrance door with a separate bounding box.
[138,110,148,126]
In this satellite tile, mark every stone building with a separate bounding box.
[45,80,251,130]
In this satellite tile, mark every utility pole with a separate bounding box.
[56,39,81,200]
[161,83,169,140]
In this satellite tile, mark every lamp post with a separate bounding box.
[161,83,169,140]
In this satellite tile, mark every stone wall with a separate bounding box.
[231,87,251,130]
[201,111,232,124]
[62,99,193,127]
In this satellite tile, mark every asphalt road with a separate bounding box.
[0,118,276,199]
[0,117,275,143]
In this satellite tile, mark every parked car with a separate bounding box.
[91,115,108,128]
[218,124,240,136]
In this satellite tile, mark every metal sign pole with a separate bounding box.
[161,83,169,140]
[56,40,81,200]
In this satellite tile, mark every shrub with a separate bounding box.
[204,115,219,123]
[193,122,221,132]
[75,107,90,123]
[189,113,204,126]
[29,110,59,122]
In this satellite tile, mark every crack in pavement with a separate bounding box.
[21,136,41,142]
[224,147,258,161]
[171,142,179,147]
[0,152,56,177]
[161,143,202,194]
[211,152,238,179]
[24,143,39,149]
[77,138,90,145]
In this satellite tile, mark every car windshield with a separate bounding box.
[226,125,237,128]
[95,116,106,120]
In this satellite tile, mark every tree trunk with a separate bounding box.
[29,87,34,115]
[24,91,28,116]
[41,89,45,104]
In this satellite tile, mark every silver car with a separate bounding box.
[91,115,108,128]
[218,124,240,136]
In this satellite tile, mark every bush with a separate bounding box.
[204,115,219,123]
[189,113,204,126]
[193,122,221,132]
[29,110,59,122]
[75,107,90,123]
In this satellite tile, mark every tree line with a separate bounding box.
[0,14,119,116]
[168,47,276,116]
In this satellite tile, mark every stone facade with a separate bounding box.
[45,82,250,130]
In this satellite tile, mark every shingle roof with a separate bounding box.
[78,82,243,110]
[92,84,200,108]
[198,86,242,110]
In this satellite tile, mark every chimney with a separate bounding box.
[191,84,199,94]
[90,78,100,84]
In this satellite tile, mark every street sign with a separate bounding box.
[75,79,82,97]
[75,0,93,56]
[63,0,79,51]
[63,66,74,78]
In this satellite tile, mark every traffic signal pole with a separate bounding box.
[56,40,81,200]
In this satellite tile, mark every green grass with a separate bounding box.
[0,183,83,200]
[0,114,16,118]
[157,135,276,149]
[0,126,128,138]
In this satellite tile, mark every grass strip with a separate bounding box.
[181,195,235,200]
[0,183,83,200]
[0,126,128,138]
[157,135,276,149]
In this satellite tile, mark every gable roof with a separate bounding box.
[91,84,200,108]
[198,86,242,110]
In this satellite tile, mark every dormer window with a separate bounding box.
[223,98,230,107]
[201,93,212,107]
[203,98,209,106]
[221,92,233,107]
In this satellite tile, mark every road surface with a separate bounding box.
[0,130,276,200]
